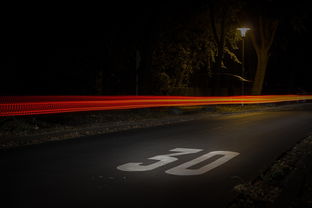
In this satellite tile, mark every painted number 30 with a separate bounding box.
[117,148,239,176]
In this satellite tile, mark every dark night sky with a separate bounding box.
[1,1,311,95]
[0,2,196,95]
[1,2,139,95]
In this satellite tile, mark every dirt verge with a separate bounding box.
[0,102,308,151]
[228,135,312,208]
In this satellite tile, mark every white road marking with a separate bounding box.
[117,148,239,176]
[166,151,240,176]
[117,148,202,171]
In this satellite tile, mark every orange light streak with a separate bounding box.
[0,95,311,116]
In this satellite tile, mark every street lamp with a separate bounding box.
[237,27,250,98]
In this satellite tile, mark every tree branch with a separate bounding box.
[259,16,265,50]
[250,31,260,54]
[266,20,279,52]
[209,5,220,45]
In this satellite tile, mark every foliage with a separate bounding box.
[243,0,311,95]
[152,4,242,95]
[152,22,213,94]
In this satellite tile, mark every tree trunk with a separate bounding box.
[252,51,268,95]
[250,16,278,95]
[209,5,227,96]
[95,69,104,95]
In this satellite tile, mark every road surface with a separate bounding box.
[1,103,312,207]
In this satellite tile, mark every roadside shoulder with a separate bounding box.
[228,135,312,208]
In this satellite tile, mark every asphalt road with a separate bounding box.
[1,103,312,208]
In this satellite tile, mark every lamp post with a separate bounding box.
[237,27,250,98]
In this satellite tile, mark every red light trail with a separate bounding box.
[0,95,311,116]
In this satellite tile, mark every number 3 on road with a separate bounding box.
[117,148,239,176]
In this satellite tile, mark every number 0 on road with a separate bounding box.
[117,148,239,176]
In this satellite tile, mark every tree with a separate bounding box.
[151,1,242,95]
[244,0,309,95]
[208,0,242,94]
[250,16,278,95]
[151,10,218,95]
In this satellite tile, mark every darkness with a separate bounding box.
[0,1,311,95]
[264,9,312,94]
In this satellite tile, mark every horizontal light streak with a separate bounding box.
[0,95,311,116]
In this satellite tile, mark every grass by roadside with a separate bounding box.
[228,135,312,208]
[0,106,217,149]
[0,102,307,150]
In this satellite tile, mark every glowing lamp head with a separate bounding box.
[237,27,250,37]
